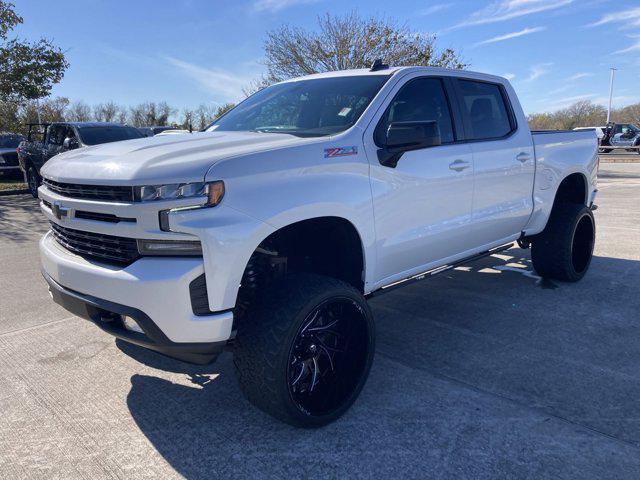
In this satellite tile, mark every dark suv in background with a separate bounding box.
[0,133,24,178]
[18,122,144,197]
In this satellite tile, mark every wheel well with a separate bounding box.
[553,173,587,209]
[235,217,365,318]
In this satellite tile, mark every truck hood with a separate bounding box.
[40,131,313,185]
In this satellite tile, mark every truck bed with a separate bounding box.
[532,130,598,170]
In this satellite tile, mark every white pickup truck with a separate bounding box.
[38,65,598,427]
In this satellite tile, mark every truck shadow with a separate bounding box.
[121,249,640,479]
[0,194,47,244]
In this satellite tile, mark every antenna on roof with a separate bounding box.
[370,59,389,72]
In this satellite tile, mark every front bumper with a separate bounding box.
[44,272,226,364]
[40,231,234,363]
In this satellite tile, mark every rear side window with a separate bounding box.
[375,77,455,146]
[457,80,513,140]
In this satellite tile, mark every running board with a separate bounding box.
[366,243,514,298]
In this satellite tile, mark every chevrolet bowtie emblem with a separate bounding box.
[52,202,70,221]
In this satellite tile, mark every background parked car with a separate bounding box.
[0,133,24,179]
[154,129,191,136]
[575,124,640,154]
[137,126,180,137]
[18,122,145,197]
[574,126,605,140]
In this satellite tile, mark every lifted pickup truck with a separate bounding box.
[38,65,598,427]
[18,122,144,197]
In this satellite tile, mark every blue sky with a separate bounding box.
[12,0,640,116]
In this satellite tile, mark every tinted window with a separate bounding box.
[375,77,455,146]
[208,75,390,137]
[78,126,144,145]
[47,125,66,146]
[0,135,23,148]
[458,80,513,140]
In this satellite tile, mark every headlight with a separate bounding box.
[152,181,225,232]
[135,181,224,205]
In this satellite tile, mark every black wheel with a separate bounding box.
[234,273,375,428]
[531,203,595,282]
[27,165,40,198]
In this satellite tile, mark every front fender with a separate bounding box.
[168,204,276,312]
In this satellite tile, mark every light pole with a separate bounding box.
[606,67,617,124]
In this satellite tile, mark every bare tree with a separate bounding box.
[128,101,175,126]
[67,100,92,122]
[94,101,120,122]
[260,12,467,86]
[213,103,234,119]
[528,101,607,130]
[615,103,640,125]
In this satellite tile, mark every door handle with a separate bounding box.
[449,159,470,172]
[516,152,531,163]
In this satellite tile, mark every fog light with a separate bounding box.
[122,316,144,334]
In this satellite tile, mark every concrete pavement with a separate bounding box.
[1,164,640,479]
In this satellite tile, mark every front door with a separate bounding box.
[364,76,475,286]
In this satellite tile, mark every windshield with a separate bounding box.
[206,75,390,137]
[78,126,144,145]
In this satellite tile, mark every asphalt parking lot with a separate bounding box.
[1,163,639,479]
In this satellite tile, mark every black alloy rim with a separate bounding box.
[287,297,369,417]
[571,213,595,274]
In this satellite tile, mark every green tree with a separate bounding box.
[260,12,467,87]
[0,1,69,101]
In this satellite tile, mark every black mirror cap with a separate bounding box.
[386,121,441,149]
[378,121,442,167]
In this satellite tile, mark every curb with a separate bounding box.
[0,188,29,196]
[599,158,640,163]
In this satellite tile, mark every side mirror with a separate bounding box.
[378,121,441,167]
[63,137,79,150]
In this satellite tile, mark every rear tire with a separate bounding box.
[27,166,40,198]
[531,203,595,282]
[234,273,375,428]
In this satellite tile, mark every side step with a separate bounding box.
[367,243,514,298]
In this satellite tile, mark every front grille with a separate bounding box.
[43,178,134,202]
[50,222,140,265]
[74,211,136,224]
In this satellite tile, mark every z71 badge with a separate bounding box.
[324,146,358,158]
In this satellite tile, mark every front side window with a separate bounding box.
[457,80,513,140]
[375,77,455,146]
[47,125,65,146]
[78,126,144,145]
[207,75,390,137]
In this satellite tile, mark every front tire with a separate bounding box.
[234,273,375,428]
[531,204,595,282]
[27,166,40,198]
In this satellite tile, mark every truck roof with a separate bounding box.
[26,122,126,128]
[279,66,508,84]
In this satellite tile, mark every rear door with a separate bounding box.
[364,75,475,285]
[453,78,535,245]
